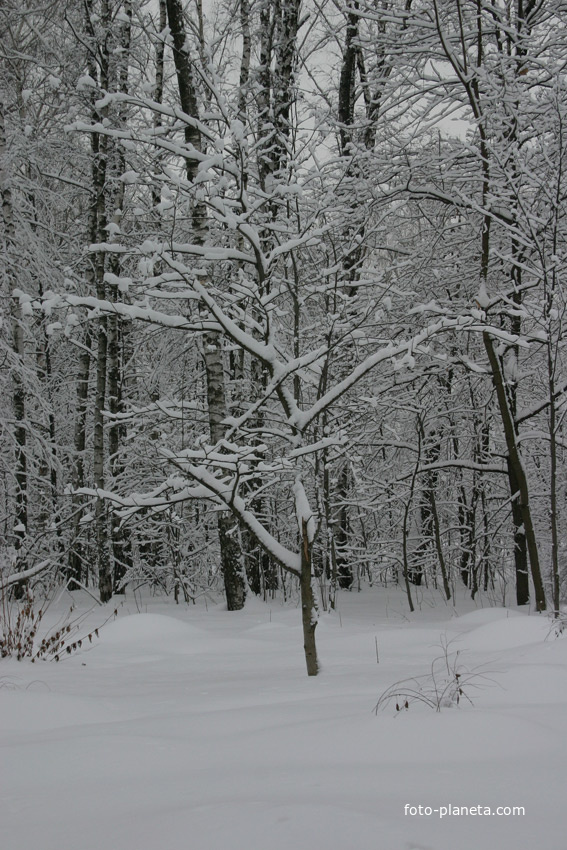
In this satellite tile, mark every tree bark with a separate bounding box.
[1,93,27,590]
[68,330,91,586]
[300,519,319,676]
[483,332,546,611]
[203,333,246,610]
[85,0,113,602]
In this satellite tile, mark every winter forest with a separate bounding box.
[2,0,566,658]
[2,1,567,847]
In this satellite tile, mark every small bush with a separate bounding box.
[374,637,494,714]
[0,587,112,662]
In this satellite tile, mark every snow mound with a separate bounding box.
[451,607,522,628]
[101,613,204,647]
[461,614,552,651]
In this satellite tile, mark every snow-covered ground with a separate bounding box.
[1,586,565,850]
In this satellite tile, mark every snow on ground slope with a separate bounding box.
[1,587,565,850]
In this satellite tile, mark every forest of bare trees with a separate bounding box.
[2,0,566,673]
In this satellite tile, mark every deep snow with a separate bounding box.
[1,585,565,850]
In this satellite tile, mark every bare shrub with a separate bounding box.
[374,637,496,714]
[0,587,115,662]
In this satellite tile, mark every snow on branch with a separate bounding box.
[1,560,51,591]
[292,477,316,544]
[293,315,529,431]
[102,399,203,422]
[76,483,215,520]
[42,294,209,334]
[163,452,301,575]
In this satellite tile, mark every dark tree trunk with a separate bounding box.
[300,520,319,676]
[84,0,114,602]
[166,0,246,611]
[203,333,247,609]
[508,461,530,606]
[334,465,353,590]
[108,3,133,594]
[1,94,27,595]
[483,333,546,611]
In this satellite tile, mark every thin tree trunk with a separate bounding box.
[300,519,319,675]
[151,0,167,209]
[34,278,61,546]
[331,7,393,591]
[94,326,112,603]
[427,478,451,601]
[68,330,91,585]
[548,373,560,615]
[203,334,246,610]
[107,1,132,593]
[166,0,247,609]
[401,449,418,613]
[1,93,27,589]
[86,0,113,602]
[334,465,353,589]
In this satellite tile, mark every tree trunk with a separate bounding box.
[85,0,113,602]
[334,465,353,590]
[108,3,132,594]
[1,94,27,591]
[508,461,530,606]
[300,519,319,676]
[203,333,247,609]
[483,332,546,611]
[167,0,247,609]
[428,483,451,601]
[94,308,112,602]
